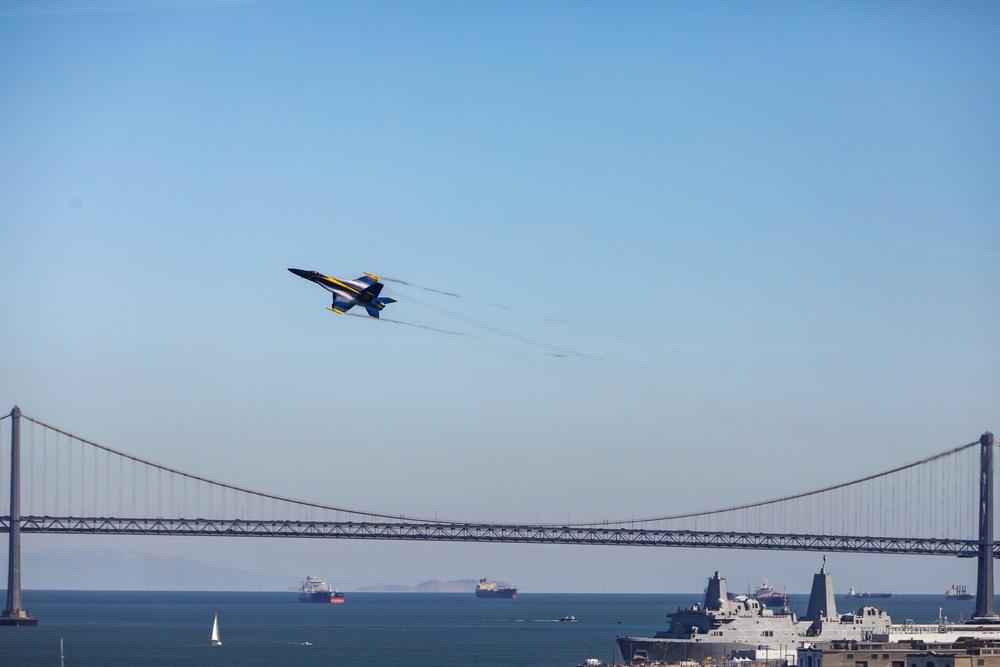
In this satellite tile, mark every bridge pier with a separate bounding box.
[974,431,998,622]
[1,406,37,626]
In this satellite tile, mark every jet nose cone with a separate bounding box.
[288,268,309,278]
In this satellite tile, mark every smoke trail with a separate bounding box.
[381,276,461,298]
[344,312,469,336]
[543,317,579,329]
[384,276,547,321]
[380,317,470,337]
[392,292,593,360]
[378,280,596,360]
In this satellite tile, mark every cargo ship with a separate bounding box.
[847,585,892,599]
[475,578,517,598]
[298,575,345,603]
[753,578,790,608]
[945,583,975,600]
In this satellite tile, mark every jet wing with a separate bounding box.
[353,274,386,298]
[328,295,355,314]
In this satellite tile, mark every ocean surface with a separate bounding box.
[0,591,985,667]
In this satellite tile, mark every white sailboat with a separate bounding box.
[211,613,222,646]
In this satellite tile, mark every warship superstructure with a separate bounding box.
[618,561,1000,665]
[618,563,891,664]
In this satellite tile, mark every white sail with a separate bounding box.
[211,613,222,646]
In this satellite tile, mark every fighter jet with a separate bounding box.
[288,268,397,318]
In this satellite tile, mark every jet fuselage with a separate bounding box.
[288,268,396,318]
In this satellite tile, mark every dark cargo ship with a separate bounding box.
[945,583,975,600]
[847,586,892,599]
[475,578,517,598]
[299,575,345,603]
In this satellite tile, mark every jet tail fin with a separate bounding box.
[365,296,396,318]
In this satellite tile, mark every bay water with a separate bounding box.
[0,591,981,667]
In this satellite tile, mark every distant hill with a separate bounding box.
[359,578,483,593]
[20,549,512,594]
[22,549,290,591]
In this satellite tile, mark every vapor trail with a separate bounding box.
[394,292,593,360]
[381,276,461,298]
[345,312,468,336]
[381,318,469,336]
[379,283,597,360]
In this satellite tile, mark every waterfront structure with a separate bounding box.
[798,638,1000,667]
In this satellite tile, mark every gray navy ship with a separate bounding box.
[618,560,1000,665]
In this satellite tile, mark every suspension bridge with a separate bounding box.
[1,405,995,626]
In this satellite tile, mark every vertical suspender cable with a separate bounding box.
[105,452,111,517]
[28,423,34,517]
[131,459,136,517]
[55,433,60,515]
[67,436,72,516]
[80,438,86,517]
[117,455,123,518]
[41,428,47,517]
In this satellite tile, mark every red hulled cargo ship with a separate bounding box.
[475,578,517,598]
[299,575,345,603]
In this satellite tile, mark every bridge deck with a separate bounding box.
[0,517,982,556]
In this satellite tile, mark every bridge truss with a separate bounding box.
[0,515,984,557]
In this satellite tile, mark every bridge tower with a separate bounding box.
[974,431,998,622]
[1,406,37,625]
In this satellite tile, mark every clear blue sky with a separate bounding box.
[1,0,998,593]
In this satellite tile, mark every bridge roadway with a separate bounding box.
[0,516,982,557]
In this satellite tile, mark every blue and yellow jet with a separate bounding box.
[288,268,397,318]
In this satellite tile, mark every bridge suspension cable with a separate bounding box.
[579,439,980,526]
[0,411,991,552]
[12,413,460,524]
